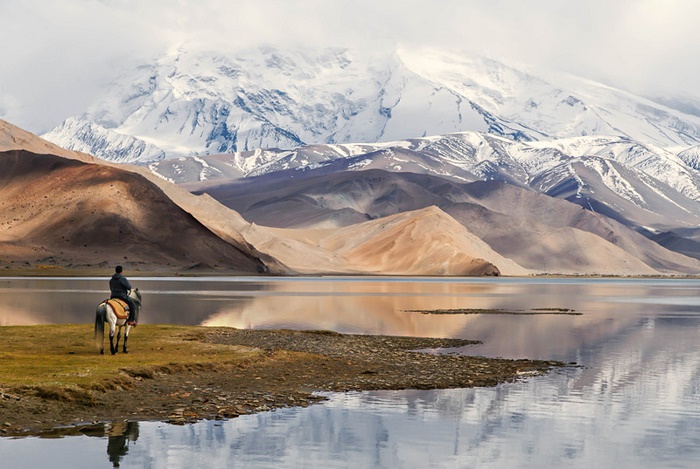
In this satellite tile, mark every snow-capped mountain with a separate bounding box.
[40,44,700,242]
[678,144,700,170]
[42,45,700,164]
[152,131,700,229]
[44,116,165,164]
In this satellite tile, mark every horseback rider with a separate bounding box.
[110,265,137,326]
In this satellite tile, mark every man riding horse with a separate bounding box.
[110,265,137,326]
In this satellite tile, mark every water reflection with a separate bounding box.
[2,277,699,362]
[0,277,267,326]
[105,421,140,468]
[2,277,700,467]
[200,278,700,361]
[0,420,142,469]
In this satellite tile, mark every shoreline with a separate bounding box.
[0,267,697,279]
[0,325,568,437]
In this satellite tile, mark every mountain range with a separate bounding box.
[2,119,522,275]
[42,45,700,163]
[40,46,700,239]
[190,168,699,274]
[3,45,700,276]
[167,132,700,230]
[163,129,700,266]
[7,117,700,275]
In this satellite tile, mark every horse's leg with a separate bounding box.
[115,328,122,355]
[109,321,117,355]
[123,324,131,354]
[109,329,116,355]
[104,307,119,355]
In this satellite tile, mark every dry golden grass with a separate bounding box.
[0,324,261,401]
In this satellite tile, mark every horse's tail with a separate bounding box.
[95,302,106,353]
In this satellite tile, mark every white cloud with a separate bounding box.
[1,0,699,133]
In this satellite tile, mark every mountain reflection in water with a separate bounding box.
[1,277,699,468]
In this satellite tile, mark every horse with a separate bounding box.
[95,289,142,355]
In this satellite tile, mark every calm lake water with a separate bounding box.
[1,276,699,468]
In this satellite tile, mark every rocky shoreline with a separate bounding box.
[0,327,568,437]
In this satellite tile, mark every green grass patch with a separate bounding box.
[0,324,260,400]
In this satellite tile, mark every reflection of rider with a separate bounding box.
[110,265,136,325]
[107,420,140,468]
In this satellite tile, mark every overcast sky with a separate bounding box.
[2,0,699,133]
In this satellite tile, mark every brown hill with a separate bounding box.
[446,181,700,274]
[0,149,266,273]
[242,206,530,276]
[196,169,700,275]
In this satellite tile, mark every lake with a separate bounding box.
[1,276,699,468]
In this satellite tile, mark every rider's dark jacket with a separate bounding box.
[110,273,132,300]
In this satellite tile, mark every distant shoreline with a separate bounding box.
[0,267,698,279]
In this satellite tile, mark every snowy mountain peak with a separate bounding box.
[678,145,700,170]
[42,116,165,164]
[42,45,700,165]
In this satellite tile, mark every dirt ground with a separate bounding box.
[0,328,567,437]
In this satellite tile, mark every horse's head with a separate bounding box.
[130,287,142,304]
[129,288,142,322]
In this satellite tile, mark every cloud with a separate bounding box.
[1,0,699,133]
[0,0,166,132]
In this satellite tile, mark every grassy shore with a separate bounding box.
[1,324,567,437]
[0,325,260,393]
